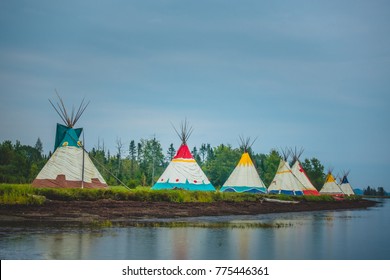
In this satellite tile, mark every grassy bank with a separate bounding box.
[0,184,362,205]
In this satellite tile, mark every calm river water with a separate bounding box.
[1,199,389,260]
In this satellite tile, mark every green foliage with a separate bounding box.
[0,184,363,205]
[301,158,326,190]
[299,195,335,202]
[0,140,46,183]
[363,186,387,196]
[166,143,176,161]
[266,193,296,201]
[202,144,241,187]
[255,149,281,186]
[343,195,361,201]
[0,184,46,205]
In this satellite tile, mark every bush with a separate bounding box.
[0,184,45,205]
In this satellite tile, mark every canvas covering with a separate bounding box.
[268,160,305,195]
[33,146,107,188]
[32,124,107,189]
[339,176,355,196]
[291,161,320,195]
[220,152,267,193]
[319,172,343,195]
[54,123,82,151]
[152,144,215,191]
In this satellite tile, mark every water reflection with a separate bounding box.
[1,199,389,260]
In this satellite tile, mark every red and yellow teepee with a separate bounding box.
[151,121,215,191]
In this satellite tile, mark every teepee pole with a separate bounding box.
[81,131,85,189]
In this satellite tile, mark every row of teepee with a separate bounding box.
[267,149,318,195]
[150,124,354,196]
[151,127,354,196]
[31,96,354,196]
[320,170,355,196]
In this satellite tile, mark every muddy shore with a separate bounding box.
[0,199,377,224]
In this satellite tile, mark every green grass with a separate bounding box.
[299,195,335,202]
[0,184,46,205]
[0,183,363,205]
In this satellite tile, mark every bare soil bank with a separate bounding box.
[0,199,377,223]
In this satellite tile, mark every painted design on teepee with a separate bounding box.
[268,149,305,195]
[32,94,107,189]
[220,136,267,193]
[290,147,319,195]
[152,120,215,191]
[319,169,343,195]
[339,171,355,196]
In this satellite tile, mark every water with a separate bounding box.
[1,199,389,260]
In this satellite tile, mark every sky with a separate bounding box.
[1,0,389,190]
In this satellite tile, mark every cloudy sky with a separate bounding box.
[1,0,389,190]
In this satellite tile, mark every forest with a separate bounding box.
[0,137,387,195]
[1,137,329,190]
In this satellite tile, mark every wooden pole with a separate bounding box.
[81,131,85,189]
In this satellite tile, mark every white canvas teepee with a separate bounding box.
[268,150,305,195]
[319,170,343,195]
[220,137,267,193]
[32,95,107,189]
[339,171,355,196]
[151,121,215,191]
[290,148,319,195]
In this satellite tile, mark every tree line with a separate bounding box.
[0,138,343,190]
[363,186,387,196]
[0,139,47,183]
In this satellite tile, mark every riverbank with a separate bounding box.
[0,198,377,224]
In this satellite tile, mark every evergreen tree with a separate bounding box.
[199,143,207,164]
[202,144,240,187]
[206,143,214,161]
[129,140,136,177]
[0,140,46,183]
[34,138,43,155]
[301,158,325,190]
[167,143,176,161]
[257,149,280,187]
[116,138,124,179]
[137,142,143,164]
[192,146,201,163]
[138,137,164,186]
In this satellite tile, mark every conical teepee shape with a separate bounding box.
[339,173,355,196]
[152,143,215,191]
[32,95,107,189]
[291,161,320,195]
[268,159,305,195]
[151,120,215,191]
[220,152,267,193]
[319,171,343,195]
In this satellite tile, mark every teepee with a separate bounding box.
[151,120,215,191]
[339,171,355,196]
[290,148,320,195]
[268,149,305,195]
[319,169,343,195]
[220,137,267,193]
[32,95,107,189]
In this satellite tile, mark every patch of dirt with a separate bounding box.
[0,199,377,223]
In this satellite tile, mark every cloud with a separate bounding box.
[1,0,389,190]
